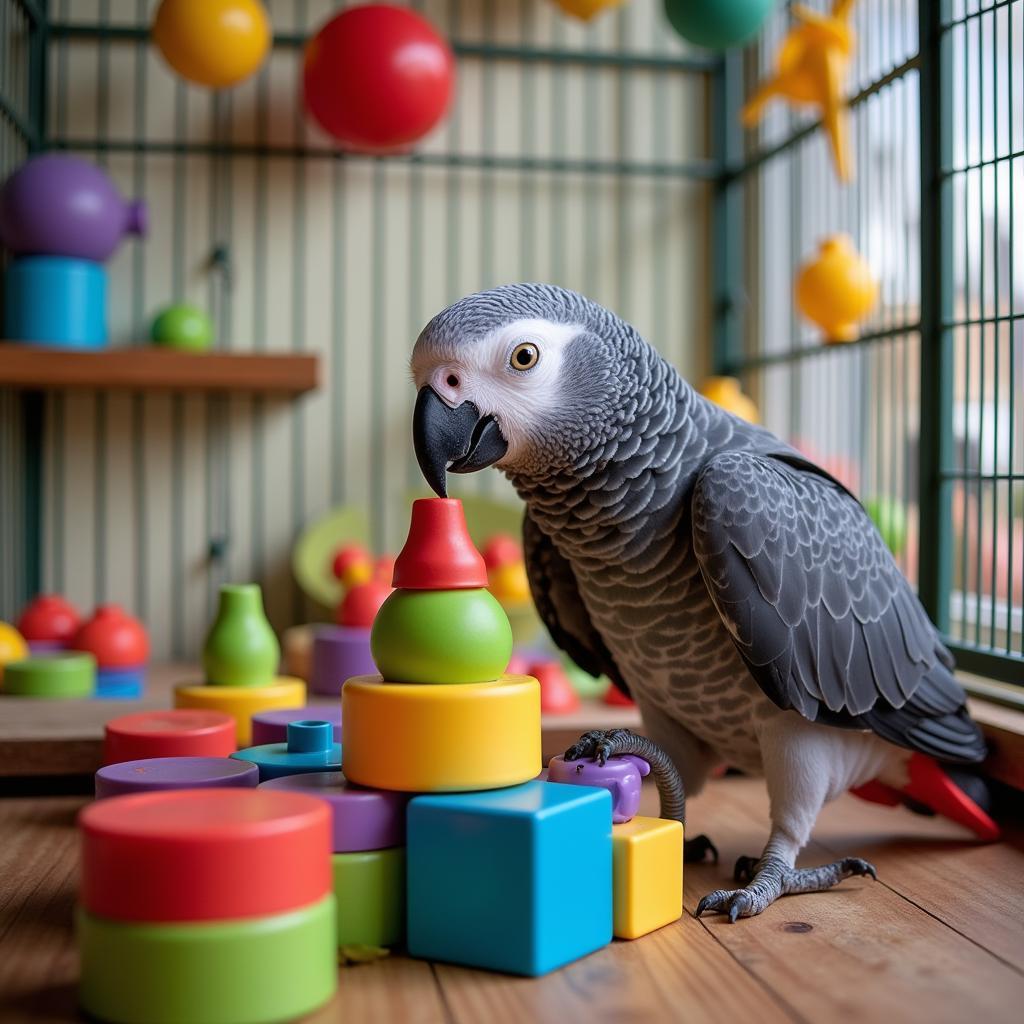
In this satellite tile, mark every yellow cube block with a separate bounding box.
[612,816,683,939]
[342,674,541,792]
[174,677,306,746]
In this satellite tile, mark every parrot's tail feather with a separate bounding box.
[851,753,1001,841]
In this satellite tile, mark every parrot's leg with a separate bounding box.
[695,831,875,921]
[565,715,718,864]
[696,716,878,921]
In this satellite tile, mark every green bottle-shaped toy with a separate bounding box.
[203,584,280,687]
[370,499,512,684]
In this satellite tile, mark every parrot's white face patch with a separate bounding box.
[411,317,582,466]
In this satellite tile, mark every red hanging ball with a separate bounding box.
[337,580,392,629]
[303,4,455,153]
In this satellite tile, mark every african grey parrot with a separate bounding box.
[408,283,996,921]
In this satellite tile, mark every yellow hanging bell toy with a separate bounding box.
[795,235,878,343]
[550,0,628,21]
[742,1,857,181]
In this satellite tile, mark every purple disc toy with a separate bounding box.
[0,154,147,262]
[250,705,342,746]
[547,754,650,824]
[310,625,377,696]
[261,771,409,852]
[94,756,259,799]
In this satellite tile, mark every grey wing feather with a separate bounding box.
[691,451,985,764]
[522,511,630,696]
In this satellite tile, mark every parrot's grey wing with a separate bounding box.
[522,510,630,695]
[691,452,985,764]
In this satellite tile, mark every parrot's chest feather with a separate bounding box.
[566,527,775,774]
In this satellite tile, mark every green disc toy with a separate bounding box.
[3,652,95,697]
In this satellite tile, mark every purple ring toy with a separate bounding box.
[94,756,259,799]
[261,771,409,852]
[547,754,650,824]
[310,625,377,696]
[250,705,342,745]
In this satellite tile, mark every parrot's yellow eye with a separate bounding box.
[510,342,539,371]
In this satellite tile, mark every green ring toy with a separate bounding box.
[3,652,95,697]
[77,894,337,1024]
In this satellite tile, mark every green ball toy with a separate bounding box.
[370,589,513,685]
[663,0,776,50]
[150,304,214,351]
[863,497,908,557]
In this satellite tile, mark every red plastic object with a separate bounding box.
[374,554,396,585]
[337,580,392,628]
[506,651,531,676]
[604,684,636,707]
[79,789,332,923]
[104,710,237,766]
[530,660,580,715]
[392,498,488,590]
[303,5,455,153]
[851,753,1000,842]
[72,604,149,668]
[331,543,371,582]
[482,534,522,570]
[17,594,79,644]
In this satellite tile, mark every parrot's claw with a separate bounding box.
[695,854,877,922]
[564,728,636,766]
[685,834,719,864]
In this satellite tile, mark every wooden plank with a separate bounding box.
[0,664,636,777]
[0,797,83,1022]
[0,345,319,395]
[810,785,1024,973]
[682,780,1024,1024]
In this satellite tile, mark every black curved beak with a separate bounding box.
[413,386,509,498]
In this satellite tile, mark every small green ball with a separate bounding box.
[864,497,908,557]
[370,589,512,684]
[150,304,214,351]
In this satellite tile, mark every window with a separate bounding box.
[716,0,1023,684]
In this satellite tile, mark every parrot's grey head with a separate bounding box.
[410,283,655,496]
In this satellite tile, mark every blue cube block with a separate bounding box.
[95,667,145,700]
[407,779,612,976]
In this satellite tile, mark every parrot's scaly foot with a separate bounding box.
[564,728,717,862]
[564,728,635,766]
[696,854,877,922]
[685,834,719,864]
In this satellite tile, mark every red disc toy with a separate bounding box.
[303,4,455,152]
[79,788,332,923]
[17,594,80,644]
[73,604,149,668]
[104,710,237,765]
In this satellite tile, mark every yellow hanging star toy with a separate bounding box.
[741,0,857,181]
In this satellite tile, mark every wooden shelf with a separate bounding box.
[0,343,319,395]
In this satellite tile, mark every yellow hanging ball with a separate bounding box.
[551,0,628,21]
[0,621,29,683]
[152,0,271,89]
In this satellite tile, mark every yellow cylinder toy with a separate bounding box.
[795,234,878,343]
[342,674,541,792]
[174,677,305,746]
[152,0,271,89]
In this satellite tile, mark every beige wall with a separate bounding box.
[26,0,709,658]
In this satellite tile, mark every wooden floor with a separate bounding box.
[1,777,1022,1024]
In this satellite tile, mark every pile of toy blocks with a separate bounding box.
[77,498,684,1024]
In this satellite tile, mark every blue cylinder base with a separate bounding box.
[95,667,146,700]
[3,256,107,348]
